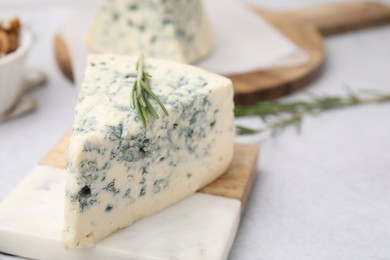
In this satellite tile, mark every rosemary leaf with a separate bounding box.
[131,55,169,127]
[144,96,159,119]
[130,82,137,109]
[138,99,148,127]
[236,125,263,135]
[235,89,390,136]
[143,87,169,116]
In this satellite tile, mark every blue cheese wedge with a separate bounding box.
[86,0,214,64]
[63,55,234,249]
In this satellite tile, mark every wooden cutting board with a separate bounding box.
[54,1,390,105]
[232,1,390,104]
[0,130,258,259]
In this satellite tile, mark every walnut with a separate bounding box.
[0,17,20,56]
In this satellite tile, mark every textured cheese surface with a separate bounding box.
[86,0,214,64]
[63,54,235,248]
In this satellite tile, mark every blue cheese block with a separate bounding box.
[63,55,235,249]
[86,0,214,64]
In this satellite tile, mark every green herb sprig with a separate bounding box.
[235,89,390,135]
[130,55,169,127]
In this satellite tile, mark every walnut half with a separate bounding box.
[0,17,21,56]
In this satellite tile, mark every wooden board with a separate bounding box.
[40,129,259,212]
[232,1,390,104]
[54,1,390,105]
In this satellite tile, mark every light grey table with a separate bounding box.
[1,1,390,259]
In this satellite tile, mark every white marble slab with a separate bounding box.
[0,165,241,260]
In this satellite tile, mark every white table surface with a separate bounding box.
[1,0,390,259]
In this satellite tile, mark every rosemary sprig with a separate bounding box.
[235,89,390,135]
[130,55,169,127]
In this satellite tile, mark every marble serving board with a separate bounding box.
[0,130,258,260]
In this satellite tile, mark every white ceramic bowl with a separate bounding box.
[0,28,33,115]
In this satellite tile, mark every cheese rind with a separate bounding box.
[63,55,234,248]
[86,0,214,64]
